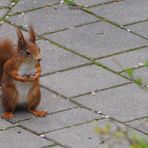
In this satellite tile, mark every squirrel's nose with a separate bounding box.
[37,58,41,62]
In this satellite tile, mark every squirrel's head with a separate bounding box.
[16,25,41,63]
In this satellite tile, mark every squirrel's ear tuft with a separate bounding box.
[29,25,36,43]
[16,27,26,49]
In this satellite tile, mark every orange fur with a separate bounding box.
[0,26,47,119]
[0,39,16,85]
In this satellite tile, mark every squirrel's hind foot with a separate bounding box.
[29,110,48,117]
[1,112,14,119]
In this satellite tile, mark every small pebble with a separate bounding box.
[92,91,96,96]
[69,26,75,29]
[24,24,28,28]
[5,16,9,19]
[60,0,64,4]
[96,111,102,114]
[0,21,4,24]
[19,12,25,18]
[2,127,7,130]
[127,29,131,32]
[138,62,144,66]
[40,134,45,138]
[11,2,15,6]
[33,1,37,4]
[104,115,110,119]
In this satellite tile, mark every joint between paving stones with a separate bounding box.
[40,85,97,112]
[123,19,148,27]
[0,124,18,132]
[40,62,92,77]
[119,65,144,74]
[77,5,148,41]
[13,106,79,124]
[40,20,101,36]
[87,0,124,8]
[124,116,148,123]
[41,144,58,148]
[0,0,20,24]
[44,137,70,148]
[40,118,104,135]
[94,45,148,60]
[70,82,132,99]
[8,2,60,17]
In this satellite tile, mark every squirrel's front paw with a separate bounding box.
[21,75,29,82]
[29,74,39,81]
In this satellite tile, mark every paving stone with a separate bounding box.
[42,146,63,148]
[72,84,148,121]
[9,4,97,35]
[0,23,23,42]
[37,40,88,75]
[127,118,148,134]
[97,47,148,72]
[0,9,7,17]
[74,0,111,6]
[41,65,127,98]
[18,108,101,134]
[0,0,10,6]
[0,127,52,148]
[46,21,147,59]
[52,146,63,148]
[9,87,76,123]
[122,67,148,84]
[45,119,148,148]
[0,119,13,129]
[127,21,148,39]
[10,0,59,14]
[91,0,148,25]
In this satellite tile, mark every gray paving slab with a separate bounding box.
[97,47,148,72]
[127,118,148,134]
[42,146,63,148]
[46,21,147,59]
[75,0,111,6]
[0,127,52,148]
[37,40,88,75]
[127,21,148,39]
[0,0,10,6]
[10,0,59,14]
[72,84,148,121]
[0,23,23,42]
[45,119,147,148]
[0,9,7,17]
[8,87,76,123]
[0,119,13,129]
[91,0,148,25]
[18,108,101,134]
[122,67,148,84]
[52,146,63,148]
[9,4,97,35]
[40,65,127,98]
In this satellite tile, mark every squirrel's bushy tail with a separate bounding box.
[0,38,15,85]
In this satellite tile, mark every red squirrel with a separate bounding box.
[0,26,47,119]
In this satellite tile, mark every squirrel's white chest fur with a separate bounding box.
[15,62,35,104]
[15,81,33,104]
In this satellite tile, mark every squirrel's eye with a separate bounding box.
[26,50,31,56]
